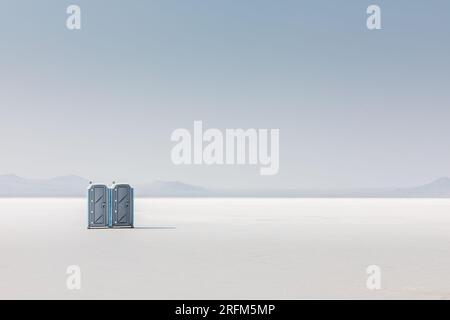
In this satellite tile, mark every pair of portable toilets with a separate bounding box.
[87,183,134,229]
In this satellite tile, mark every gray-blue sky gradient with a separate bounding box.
[1,0,449,189]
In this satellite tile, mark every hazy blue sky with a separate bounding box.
[0,0,449,189]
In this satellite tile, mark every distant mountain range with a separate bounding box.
[0,174,449,198]
[0,174,90,197]
[0,175,210,197]
[137,180,209,197]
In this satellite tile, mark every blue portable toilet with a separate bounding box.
[109,183,134,228]
[87,183,110,228]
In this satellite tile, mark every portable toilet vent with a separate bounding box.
[87,184,110,229]
[110,183,134,228]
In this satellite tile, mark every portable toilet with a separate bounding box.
[110,183,134,228]
[87,183,110,228]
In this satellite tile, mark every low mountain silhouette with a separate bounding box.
[136,180,210,197]
[400,177,450,197]
[0,175,210,197]
[0,175,449,198]
[0,174,89,197]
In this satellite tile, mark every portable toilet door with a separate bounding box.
[111,184,134,228]
[88,184,110,228]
